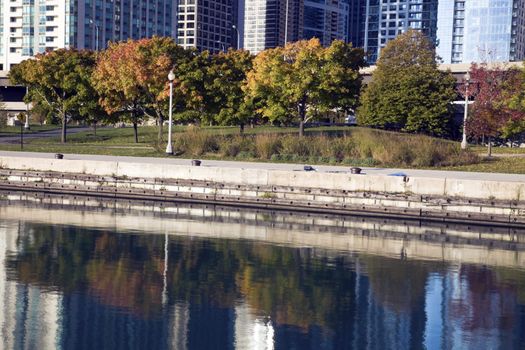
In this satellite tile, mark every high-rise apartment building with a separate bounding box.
[176,0,236,53]
[241,0,347,54]
[242,0,303,54]
[0,0,176,71]
[436,0,525,64]
[303,0,349,46]
[348,0,438,63]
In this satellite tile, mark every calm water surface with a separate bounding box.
[1,194,525,349]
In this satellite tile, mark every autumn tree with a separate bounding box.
[10,49,96,143]
[246,39,364,136]
[358,30,457,136]
[467,64,525,156]
[93,37,190,143]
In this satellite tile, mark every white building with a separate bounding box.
[0,0,177,71]
[176,0,236,53]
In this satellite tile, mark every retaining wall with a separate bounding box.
[0,155,524,225]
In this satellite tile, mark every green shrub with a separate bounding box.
[0,111,6,128]
[236,150,255,159]
[280,154,293,162]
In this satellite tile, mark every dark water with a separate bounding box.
[1,194,525,349]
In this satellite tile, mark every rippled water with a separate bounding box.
[1,193,525,349]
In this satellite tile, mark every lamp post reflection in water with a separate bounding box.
[162,232,168,306]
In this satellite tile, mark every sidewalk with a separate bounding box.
[1,150,524,182]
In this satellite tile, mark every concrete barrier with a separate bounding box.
[0,155,524,224]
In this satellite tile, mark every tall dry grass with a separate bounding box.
[170,127,479,167]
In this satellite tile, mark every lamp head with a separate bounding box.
[168,70,175,82]
[465,72,471,82]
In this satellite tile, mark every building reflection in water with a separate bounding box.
[0,196,525,349]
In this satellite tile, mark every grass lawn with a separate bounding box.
[19,125,354,146]
[471,145,525,155]
[444,157,525,174]
[1,124,524,174]
[0,124,62,135]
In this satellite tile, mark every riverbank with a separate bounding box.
[0,151,524,225]
[2,125,508,172]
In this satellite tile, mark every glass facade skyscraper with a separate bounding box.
[303,0,349,46]
[437,0,525,64]
[241,0,348,54]
[348,0,438,63]
[348,0,525,64]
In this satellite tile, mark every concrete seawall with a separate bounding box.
[0,154,524,225]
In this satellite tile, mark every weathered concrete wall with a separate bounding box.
[0,155,524,225]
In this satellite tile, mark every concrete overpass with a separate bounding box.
[360,61,524,84]
[0,71,28,123]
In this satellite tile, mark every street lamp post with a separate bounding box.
[284,0,289,44]
[232,24,240,49]
[24,86,29,130]
[216,41,226,53]
[89,19,99,51]
[461,72,470,150]
[166,70,175,155]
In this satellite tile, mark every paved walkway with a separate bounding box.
[1,150,525,182]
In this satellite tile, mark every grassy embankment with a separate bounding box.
[0,124,523,173]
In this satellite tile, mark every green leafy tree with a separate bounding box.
[209,49,254,133]
[500,65,525,146]
[358,30,457,136]
[318,41,366,118]
[10,49,96,143]
[172,50,213,124]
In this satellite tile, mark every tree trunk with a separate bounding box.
[93,122,97,136]
[487,136,492,157]
[133,121,138,143]
[239,123,245,135]
[61,110,67,144]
